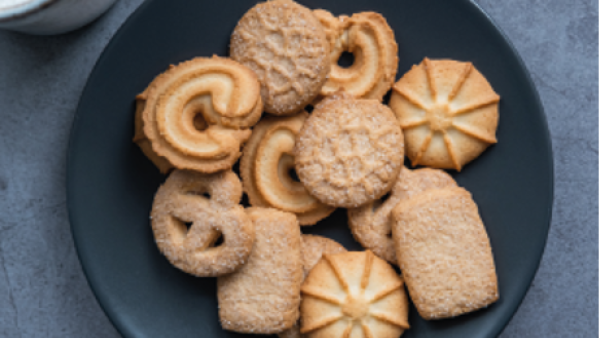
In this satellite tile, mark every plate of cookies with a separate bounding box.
[67,0,553,338]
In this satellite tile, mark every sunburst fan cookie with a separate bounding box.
[294,93,404,208]
[230,0,330,115]
[218,208,303,334]
[389,58,500,171]
[134,56,263,174]
[151,170,254,277]
[348,166,457,264]
[392,187,499,319]
[300,251,410,338]
[314,10,398,101]
[279,235,347,338]
[240,112,335,225]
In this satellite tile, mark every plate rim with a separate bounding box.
[66,0,554,337]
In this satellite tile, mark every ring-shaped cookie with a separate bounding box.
[151,170,254,277]
[348,166,457,264]
[314,10,398,101]
[241,112,335,225]
[134,56,263,174]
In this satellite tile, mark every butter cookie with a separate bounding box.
[240,112,335,225]
[314,10,398,101]
[390,58,500,171]
[300,251,410,338]
[294,93,404,208]
[134,56,263,174]
[230,0,330,115]
[150,170,254,277]
[392,187,499,319]
[348,166,456,264]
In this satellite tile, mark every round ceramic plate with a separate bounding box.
[67,0,553,337]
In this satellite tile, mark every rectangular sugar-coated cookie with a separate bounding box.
[218,207,303,334]
[392,187,498,320]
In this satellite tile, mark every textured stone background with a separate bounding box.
[0,0,597,337]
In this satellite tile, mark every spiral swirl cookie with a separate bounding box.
[314,10,398,101]
[300,251,410,338]
[230,0,330,116]
[134,56,263,174]
[294,93,404,208]
[390,58,500,171]
[240,112,335,225]
[348,166,457,264]
[151,170,254,277]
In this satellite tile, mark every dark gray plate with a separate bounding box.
[67,0,553,337]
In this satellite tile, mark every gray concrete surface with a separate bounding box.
[0,0,597,337]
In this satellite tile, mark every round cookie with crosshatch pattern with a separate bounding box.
[294,93,404,208]
[389,58,500,171]
[230,0,330,116]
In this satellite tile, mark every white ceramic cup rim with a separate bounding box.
[0,0,61,23]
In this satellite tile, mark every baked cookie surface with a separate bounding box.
[240,112,335,225]
[300,251,410,338]
[348,166,457,264]
[217,207,303,334]
[390,58,499,171]
[294,94,404,208]
[230,0,330,115]
[314,10,398,101]
[392,187,499,319]
[134,56,262,173]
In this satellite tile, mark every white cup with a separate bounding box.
[0,0,118,35]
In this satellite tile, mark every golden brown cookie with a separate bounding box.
[314,10,398,101]
[389,58,500,171]
[134,56,263,174]
[150,170,254,277]
[300,251,410,338]
[348,166,457,264]
[218,207,303,334]
[240,112,335,225]
[294,93,404,208]
[230,0,330,116]
[279,235,347,338]
[392,187,499,320]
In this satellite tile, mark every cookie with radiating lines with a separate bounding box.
[134,56,263,174]
[300,251,410,338]
[389,58,500,171]
[240,112,335,225]
[230,0,330,115]
[348,166,457,264]
[314,10,398,101]
[294,93,404,208]
[392,187,499,319]
[278,235,347,338]
[218,207,303,334]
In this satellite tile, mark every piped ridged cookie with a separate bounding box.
[314,10,398,101]
[134,56,263,173]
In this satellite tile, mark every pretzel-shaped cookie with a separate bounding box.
[134,56,263,174]
[240,112,335,225]
[314,10,398,101]
[151,169,254,277]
